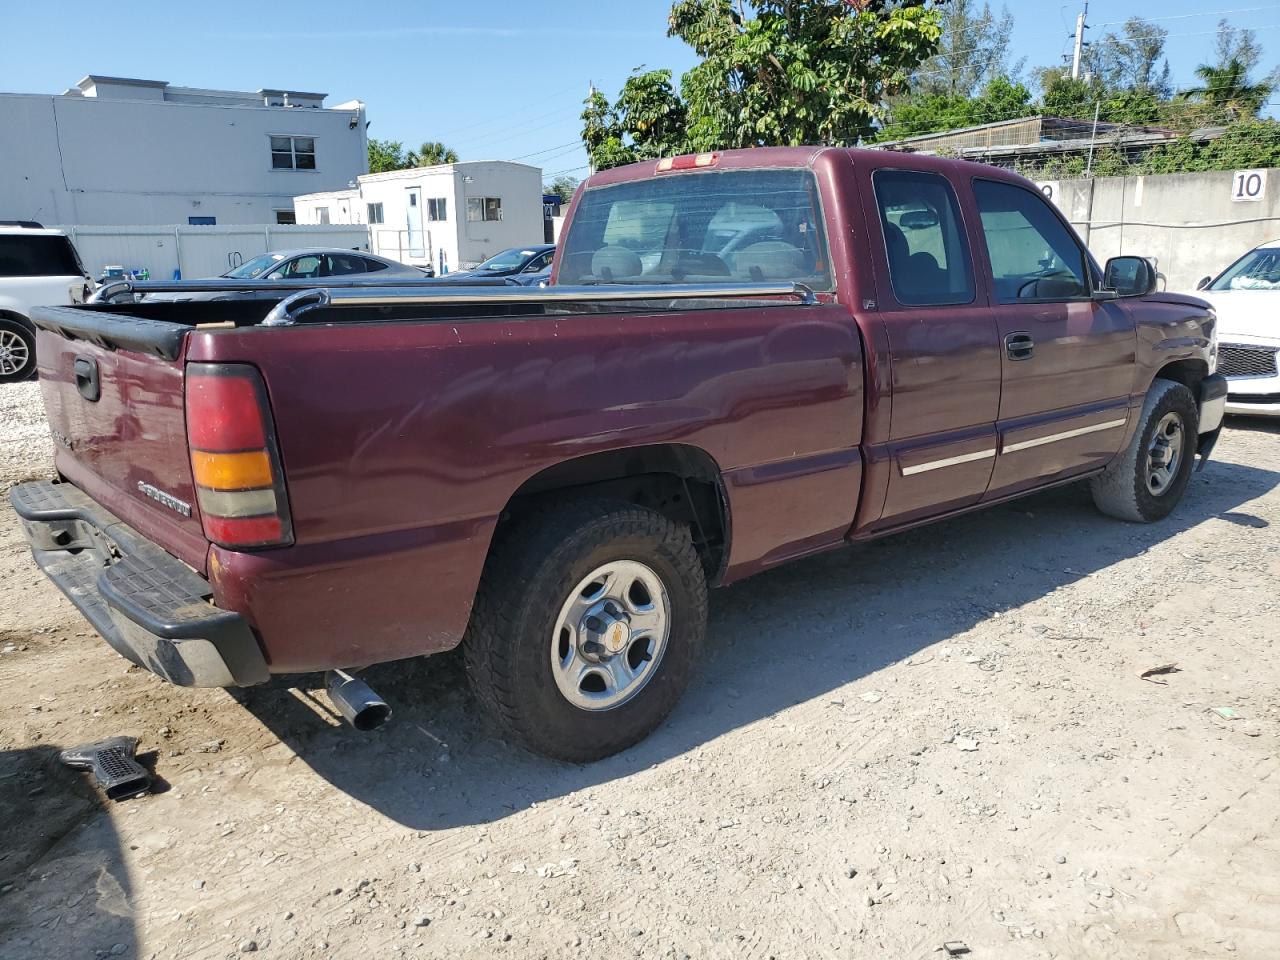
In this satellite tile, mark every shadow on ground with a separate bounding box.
[0,746,136,957]
[232,456,1279,831]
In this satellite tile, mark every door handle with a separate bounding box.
[1005,332,1035,361]
[73,355,101,402]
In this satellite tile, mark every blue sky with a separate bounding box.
[2,0,1276,184]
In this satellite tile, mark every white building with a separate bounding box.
[0,75,368,226]
[294,162,543,272]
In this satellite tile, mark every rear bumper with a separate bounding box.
[10,479,268,687]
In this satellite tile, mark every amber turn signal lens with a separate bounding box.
[190,450,274,491]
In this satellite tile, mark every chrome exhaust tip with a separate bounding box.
[325,669,392,731]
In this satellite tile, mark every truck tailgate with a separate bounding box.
[34,312,209,571]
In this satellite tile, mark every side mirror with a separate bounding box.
[1196,275,1212,290]
[1102,255,1157,298]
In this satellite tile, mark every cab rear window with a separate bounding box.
[0,236,84,278]
[558,169,831,289]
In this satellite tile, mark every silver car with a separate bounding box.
[144,249,431,302]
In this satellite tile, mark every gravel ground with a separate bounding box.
[0,381,52,491]
[0,381,1277,960]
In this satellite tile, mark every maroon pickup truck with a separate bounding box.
[13,147,1225,762]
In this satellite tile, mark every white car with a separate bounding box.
[0,222,93,382]
[1193,241,1280,416]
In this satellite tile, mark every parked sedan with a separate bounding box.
[440,244,554,282]
[224,249,432,281]
[141,249,434,302]
[1192,241,1280,416]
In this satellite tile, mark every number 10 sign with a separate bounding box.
[1231,169,1267,202]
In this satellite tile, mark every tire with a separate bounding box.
[464,499,707,763]
[1090,378,1199,523]
[0,318,36,384]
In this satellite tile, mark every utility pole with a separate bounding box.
[1071,1,1089,80]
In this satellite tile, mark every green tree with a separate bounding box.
[1214,18,1264,76]
[1180,58,1272,121]
[368,138,411,173]
[913,0,1018,97]
[667,0,943,147]
[581,88,636,171]
[1088,17,1172,98]
[875,75,1031,141]
[545,175,580,203]
[411,141,460,166]
[583,0,944,168]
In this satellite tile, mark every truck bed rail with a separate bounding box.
[262,281,818,325]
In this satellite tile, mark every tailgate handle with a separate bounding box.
[74,356,101,402]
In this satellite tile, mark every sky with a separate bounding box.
[3,0,1278,185]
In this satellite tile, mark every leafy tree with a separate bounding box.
[1180,58,1272,121]
[411,141,460,167]
[913,0,1018,97]
[667,0,943,147]
[1214,18,1263,76]
[1087,17,1172,98]
[615,69,687,160]
[581,88,637,171]
[875,75,1031,141]
[582,0,944,168]
[545,176,580,203]
[368,138,411,173]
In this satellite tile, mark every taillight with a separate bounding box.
[185,363,293,549]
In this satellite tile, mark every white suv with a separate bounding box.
[0,223,93,382]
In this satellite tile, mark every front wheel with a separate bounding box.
[464,500,707,763]
[0,319,36,383]
[1090,378,1198,522]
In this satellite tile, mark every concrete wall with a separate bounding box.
[55,223,370,280]
[0,91,367,226]
[1037,168,1280,291]
[297,162,545,272]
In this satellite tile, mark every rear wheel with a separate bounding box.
[0,319,35,383]
[1090,378,1198,522]
[464,500,707,762]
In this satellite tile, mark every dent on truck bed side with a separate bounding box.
[187,301,865,672]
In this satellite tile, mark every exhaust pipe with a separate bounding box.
[325,669,392,731]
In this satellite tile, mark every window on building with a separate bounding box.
[428,198,448,221]
[467,197,503,222]
[315,207,330,225]
[188,216,216,226]
[275,211,296,225]
[270,135,316,170]
[367,203,384,224]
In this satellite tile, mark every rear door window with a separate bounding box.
[559,168,831,288]
[872,170,975,306]
[972,179,1089,303]
[0,235,84,278]
[326,254,367,276]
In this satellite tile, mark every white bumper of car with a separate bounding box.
[1218,337,1280,417]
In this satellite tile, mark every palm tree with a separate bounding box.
[1180,58,1271,120]
[410,141,460,167]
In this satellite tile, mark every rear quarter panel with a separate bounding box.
[191,304,864,671]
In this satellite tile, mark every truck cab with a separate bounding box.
[12,147,1224,762]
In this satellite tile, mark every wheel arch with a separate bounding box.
[0,308,35,332]
[1152,357,1209,394]
[498,443,731,584]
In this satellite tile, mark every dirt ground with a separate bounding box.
[0,379,1277,960]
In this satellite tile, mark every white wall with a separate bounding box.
[0,92,367,226]
[55,223,370,279]
[1039,168,1280,291]
[296,162,546,272]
